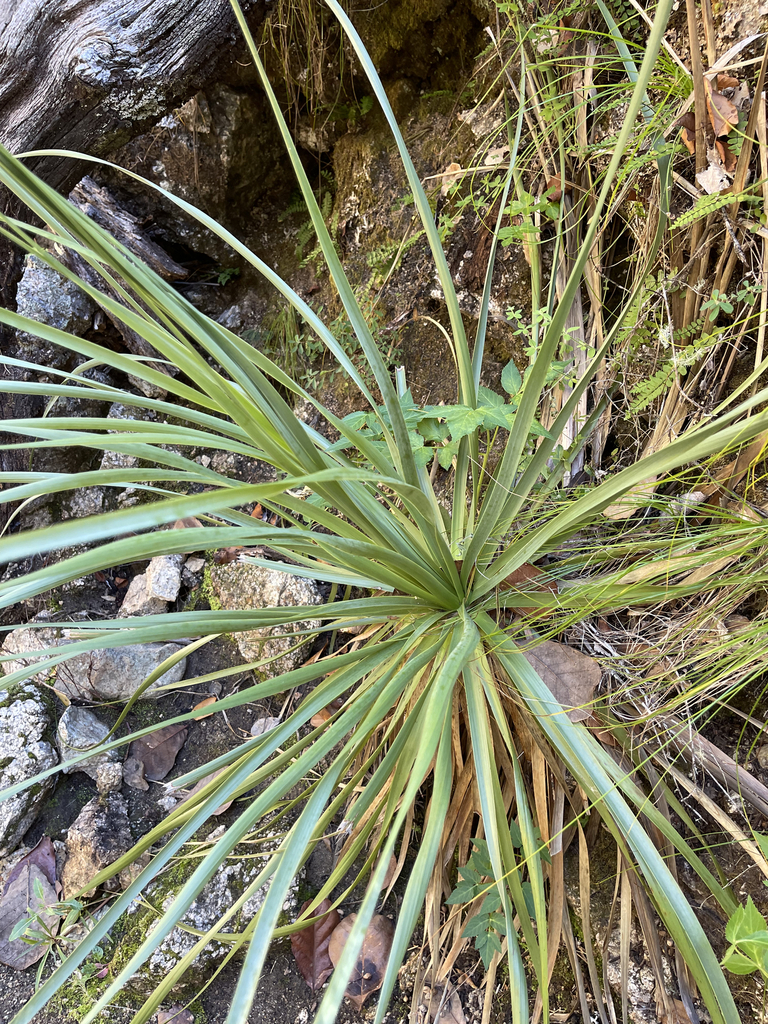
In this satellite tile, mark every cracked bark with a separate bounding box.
[0,0,263,525]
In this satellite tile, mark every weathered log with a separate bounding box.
[0,0,263,522]
[0,0,262,192]
[57,176,187,391]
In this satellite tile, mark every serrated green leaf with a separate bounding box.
[438,439,460,470]
[726,898,767,944]
[445,880,481,905]
[443,405,485,440]
[478,386,504,408]
[722,949,758,975]
[501,360,522,395]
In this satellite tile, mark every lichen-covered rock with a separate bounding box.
[1,626,187,701]
[120,856,299,995]
[145,554,184,603]
[56,706,122,793]
[61,793,133,898]
[118,573,169,618]
[0,686,58,856]
[209,562,323,677]
[118,553,184,618]
[14,255,95,369]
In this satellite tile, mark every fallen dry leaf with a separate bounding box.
[545,174,571,201]
[177,768,232,815]
[716,73,740,91]
[213,546,242,565]
[440,162,463,196]
[657,998,693,1024]
[192,696,217,718]
[521,640,600,722]
[291,898,341,992]
[5,838,56,892]
[128,723,188,782]
[158,1005,195,1024]
[328,913,394,1010]
[173,517,203,531]
[498,563,557,614]
[677,112,696,156]
[0,839,59,970]
[123,755,149,792]
[310,708,332,727]
[422,982,467,1024]
[715,138,737,173]
[696,162,731,194]
[379,853,397,892]
[251,716,281,737]
[704,77,739,137]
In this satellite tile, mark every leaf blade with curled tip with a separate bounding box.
[290,899,341,992]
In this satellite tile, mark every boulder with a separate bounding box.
[61,793,133,898]
[118,553,184,618]
[119,855,299,996]
[56,706,122,793]
[1,626,187,701]
[13,255,95,370]
[209,562,323,677]
[0,686,58,855]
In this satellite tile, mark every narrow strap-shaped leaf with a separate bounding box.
[228,2,421,489]
[478,612,740,1024]
[320,0,475,411]
[460,0,675,578]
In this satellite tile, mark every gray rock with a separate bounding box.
[83,644,188,702]
[125,856,299,995]
[99,402,155,473]
[0,687,58,856]
[57,706,122,793]
[60,487,105,519]
[145,554,184,602]
[14,255,95,369]
[1,626,187,701]
[209,562,323,677]
[61,793,133,899]
[118,573,169,618]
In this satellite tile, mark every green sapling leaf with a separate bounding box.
[501,360,522,396]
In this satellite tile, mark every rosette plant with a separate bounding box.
[0,1,767,1022]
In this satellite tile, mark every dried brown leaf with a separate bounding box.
[715,138,738,173]
[158,1006,195,1024]
[291,898,341,992]
[657,998,692,1024]
[178,768,232,815]
[0,863,58,969]
[213,546,242,565]
[251,716,281,737]
[128,723,188,782]
[192,696,217,718]
[5,838,56,891]
[545,174,571,201]
[328,913,394,1009]
[704,77,739,136]
[498,563,557,614]
[521,640,600,722]
[310,708,332,728]
[172,517,203,531]
[680,126,696,156]
[716,74,740,91]
[422,983,467,1024]
[123,755,149,791]
[380,853,397,892]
